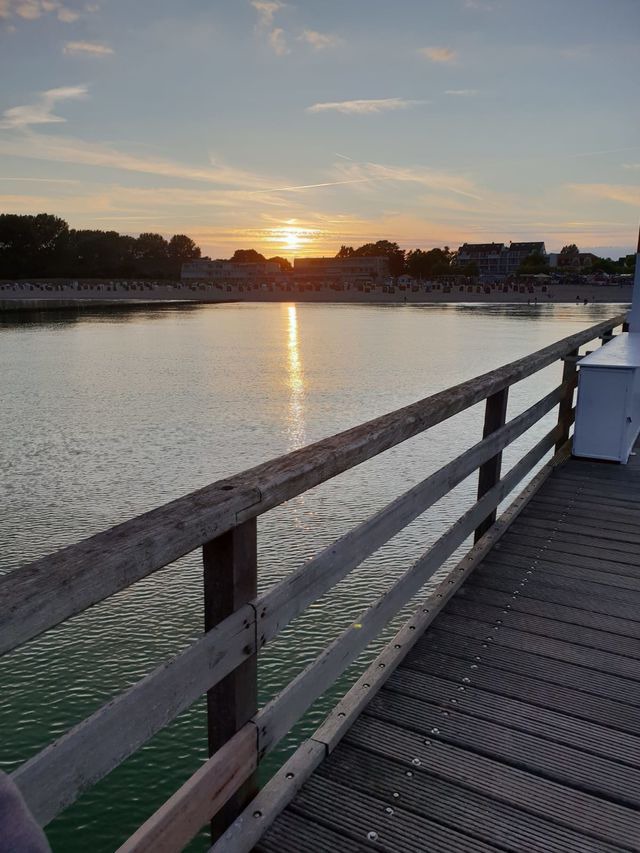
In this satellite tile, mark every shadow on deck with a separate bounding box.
[258,447,640,853]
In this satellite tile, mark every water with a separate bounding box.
[0,301,623,851]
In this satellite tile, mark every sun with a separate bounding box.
[283,228,302,251]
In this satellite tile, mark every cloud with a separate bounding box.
[567,183,640,207]
[299,29,340,50]
[0,0,82,21]
[0,128,286,193]
[420,46,456,63]
[445,89,478,96]
[307,98,427,115]
[0,85,87,129]
[250,0,283,28]
[268,27,288,55]
[622,163,640,171]
[63,40,113,56]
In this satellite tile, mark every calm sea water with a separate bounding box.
[0,301,624,851]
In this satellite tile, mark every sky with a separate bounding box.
[0,0,638,260]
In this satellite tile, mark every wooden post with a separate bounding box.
[203,517,258,841]
[623,321,630,332]
[556,348,579,453]
[474,388,509,542]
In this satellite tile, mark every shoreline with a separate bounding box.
[0,282,633,313]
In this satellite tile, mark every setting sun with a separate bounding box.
[284,228,302,251]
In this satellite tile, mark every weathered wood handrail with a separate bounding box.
[2,313,625,852]
[0,313,624,655]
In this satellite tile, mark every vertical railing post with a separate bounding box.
[474,387,509,542]
[556,348,579,453]
[203,517,258,840]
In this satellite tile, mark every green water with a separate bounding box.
[0,301,623,851]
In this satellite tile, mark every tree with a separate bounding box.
[268,256,292,272]
[0,213,68,277]
[136,232,169,260]
[336,240,406,276]
[517,251,549,275]
[406,247,452,279]
[559,244,580,268]
[230,249,266,263]
[168,234,200,261]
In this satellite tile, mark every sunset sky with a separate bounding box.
[0,0,638,259]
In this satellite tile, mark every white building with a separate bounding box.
[293,256,389,281]
[181,259,282,281]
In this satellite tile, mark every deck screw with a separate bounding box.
[412,757,422,765]
[385,807,394,816]
[253,810,262,819]
[406,770,413,777]
[286,772,295,779]
[367,831,379,841]
[392,792,400,799]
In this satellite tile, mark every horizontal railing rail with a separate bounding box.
[1,313,626,853]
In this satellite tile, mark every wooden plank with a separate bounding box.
[365,689,640,808]
[508,519,640,557]
[12,604,255,826]
[460,583,640,638]
[384,668,640,767]
[402,648,640,736]
[521,502,640,536]
[556,347,578,451]
[469,565,640,620]
[419,627,640,707]
[203,519,258,839]
[486,547,640,586]
[498,532,640,571]
[433,612,640,681]
[255,810,364,853]
[257,384,566,647]
[475,387,508,542]
[315,744,620,853]
[345,715,640,850]
[288,775,501,853]
[514,514,640,547]
[117,724,257,853]
[0,315,623,655]
[256,426,560,756]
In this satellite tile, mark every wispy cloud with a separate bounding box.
[420,46,456,63]
[269,27,288,55]
[307,98,427,115]
[445,89,478,96]
[63,40,113,56]
[0,128,286,193]
[0,0,83,22]
[0,85,87,129]
[299,29,340,50]
[567,183,640,206]
[622,163,640,171]
[250,0,283,28]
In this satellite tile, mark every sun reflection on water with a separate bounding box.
[286,304,306,449]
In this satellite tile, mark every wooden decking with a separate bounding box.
[257,447,640,852]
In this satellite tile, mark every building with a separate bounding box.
[181,259,282,281]
[293,256,390,281]
[453,241,547,280]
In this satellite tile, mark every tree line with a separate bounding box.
[0,214,634,280]
[0,214,202,279]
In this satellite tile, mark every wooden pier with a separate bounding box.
[2,312,637,853]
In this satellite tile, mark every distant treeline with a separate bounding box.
[0,214,202,279]
[0,214,635,280]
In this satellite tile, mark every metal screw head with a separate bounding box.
[367,830,379,841]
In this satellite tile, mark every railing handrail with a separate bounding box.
[0,313,625,656]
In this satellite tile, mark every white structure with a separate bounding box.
[573,225,640,463]
[182,260,281,280]
[293,256,389,280]
[573,335,640,463]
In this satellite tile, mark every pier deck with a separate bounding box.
[257,447,640,853]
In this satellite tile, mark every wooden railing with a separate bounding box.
[0,314,626,852]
